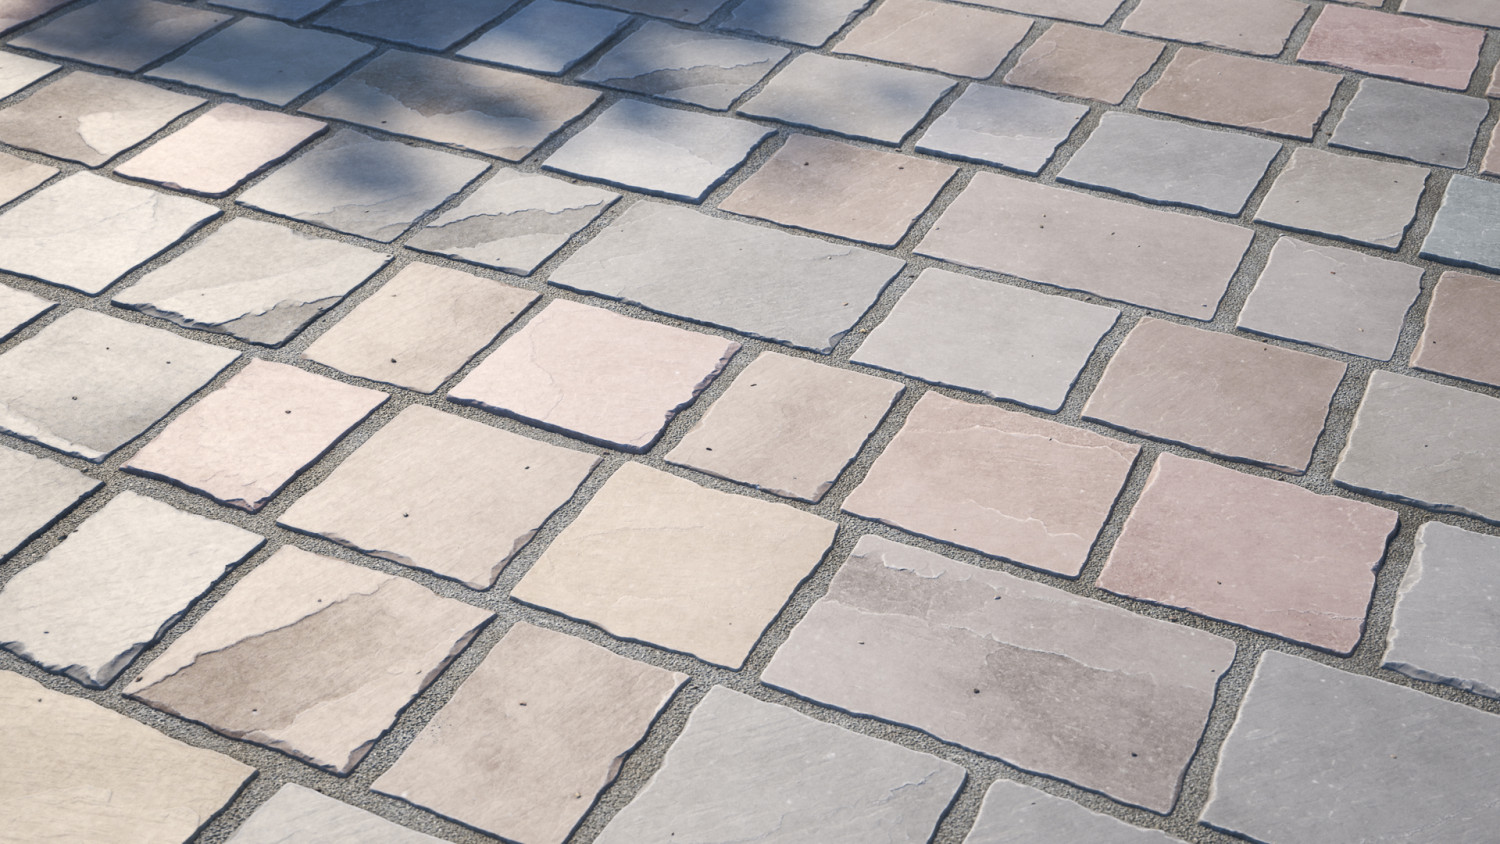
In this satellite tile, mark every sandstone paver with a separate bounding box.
[916,84,1087,174]
[0,444,98,560]
[833,0,1031,78]
[1139,49,1340,139]
[209,0,336,20]
[739,52,954,145]
[579,22,788,110]
[0,0,71,34]
[1330,78,1488,167]
[0,152,55,207]
[147,18,372,108]
[0,282,52,341]
[1298,4,1484,90]
[1004,24,1163,105]
[114,104,326,196]
[1385,522,1500,699]
[1420,174,1500,273]
[512,461,837,668]
[960,0,1122,25]
[1485,123,1500,175]
[227,784,446,844]
[457,0,630,75]
[0,50,57,98]
[9,0,230,72]
[1254,148,1428,250]
[1122,0,1307,55]
[1401,0,1500,27]
[718,0,870,46]
[0,72,202,168]
[313,0,516,50]
[578,0,725,23]
[965,780,1178,843]
[1411,271,1500,387]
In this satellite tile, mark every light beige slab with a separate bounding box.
[0,443,98,560]
[0,71,202,167]
[116,103,326,196]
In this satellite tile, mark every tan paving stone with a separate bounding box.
[115,104,325,197]
[578,21,788,110]
[1254,148,1428,250]
[1411,271,1500,387]
[227,784,446,844]
[1003,24,1163,105]
[1137,48,1341,138]
[0,152,54,207]
[739,53,954,145]
[1401,0,1500,27]
[147,18,373,107]
[833,0,1031,78]
[0,72,202,168]
[0,0,71,34]
[1384,522,1500,700]
[311,0,517,50]
[1298,4,1484,90]
[0,282,52,341]
[0,444,98,561]
[1483,122,1500,175]
[9,0,229,72]
[959,0,1122,25]
[0,50,57,97]
[1123,0,1307,55]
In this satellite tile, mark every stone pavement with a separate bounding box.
[0,0,1498,841]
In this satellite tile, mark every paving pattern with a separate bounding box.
[0,0,1498,842]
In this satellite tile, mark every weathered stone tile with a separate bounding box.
[125,360,384,512]
[719,134,955,247]
[1330,78,1487,167]
[0,72,202,167]
[1255,148,1428,250]
[965,779,1178,843]
[1203,650,1500,842]
[303,51,599,161]
[1138,48,1340,138]
[113,218,390,347]
[302,262,537,393]
[0,283,52,342]
[1,670,253,843]
[0,50,57,97]
[513,462,836,667]
[916,84,1087,174]
[833,0,1031,79]
[125,546,492,773]
[115,104,324,197]
[1058,111,1280,215]
[764,535,1235,812]
[1333,370,1500,523]
[9,0,229,72]
[0,0,72,35]
[0,152,55,207]
[237,130,487,242]
[227,784,445,844]
[457,0,630,75]
[575,0,725,23]
[666,351,902,502]
[543,99,771,201]
[1412,271,1500,387]
[1384,522,1500,699]
[958,0,1122,25]
[209,0,336,20]
[718,0,870,46]
[596,686,964,844]
[1237,237,1423,360]
[739,53,954,145]
[0,491,262,687]
[1299,5,1483,90]
[0,310,238,462]
[280,405,598,589]
[449,299,738,452]
[375,623,685,844]
[1400,0,1500,26]
[1420,175,1500,273]
[1484,123,1500,176]
[1004,24,1163,105]
[1123,0,1306,55]
[844,392,1137,576]
[147,18,372,108]
[313,0,517,50]
[917,172,1252,319]
[579,22,787,110]
[0,444,97,560]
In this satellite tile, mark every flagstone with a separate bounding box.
[1420,175,1500,273]
[1255,148,1428,250]
[147,18,371,108]
[1122,0,1307,55]
[1401,0,1500,27]
[0,50,56,98]
[0,445,98,561]
[1298,4,1483,90]
[1484,123,1500,175]
[1330,78,1488,167]
[958,0,1122,25]
[0,283,52,342]
[1384,522,1500,699]
[209,0,336,20]
[1411,271,1500,387]
[915,84,1087,174]
[1003,24,1163,105]
[1138,48,1340,138]
[0,0,72,34]
[457,0,630,75]
[0,72,202,167]
[739,53,954,145]
[718,0,871,46]
[833,0,1031,78]
[964,780,1179,843]
[114,104,325,196]
[9,0,230,72]
[579,22,788,110]
[0,152,54,207]
[575,0,726,23]
[312,0,518,50]
[227,784,446,844]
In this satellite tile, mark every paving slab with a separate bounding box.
[833,0,1030,78]
[579,21,788,110]
[375,623,686,844]
[312,0,517,50]
[1254,147,1428,250]
[125,546,492,774]
[1298,4,1483,90]
[1138,48,1341,138]
[843,392,1138,576]
[302,262,537,393]
[665,351,902,502]
[0,50,57,98]
[227,784,446,844]
[763,535,1235,813]
[917,172,1253,319]
[114,104,325,196]
[457,0,630,75]
[512,461,837,668]
[0,0,71,34]
[1485,123,1500,175]
[958,0,1122,25]
[1330,78,1488,167]
[1384,521,1500,699]
[1003,24,1163,105]
[1203,650,1500,843]
[596,686,964,844]
[0,309,238,462]
[1122,0,1307,55]
[0,72,203,168]
[549,201,902,352]
[0,444,98,561]
[210,0,337,20]
[0,152,55,207]
[718,0,870,46]
[0,282,52,342]
[0,490,262,687]
[1236,237,1424,360]
[1,670,253,844]
[1420,174,1500,273]
[112,217,390,347]
[916,84,1087,174]
[739,52,954,145]
[9,0,230,72]
[279,405,598,589]
[964,779,1178,843]
[1411,270,1500,387]
[1401,0,1500,26]
[576,0,725,23]
[146,18,372,108]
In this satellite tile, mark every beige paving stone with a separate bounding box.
[375,623,686,844]
[302,262,537,393]
[0,444,98,561]
[512,462,837,668]
[0,669,253,843]
[738,52,955,145]
[0,152,55,207]
[125,359,387,512]
[0,72,202,167]
[227,784,446,844]
[833,0,1031,78]
[965,779,1180,843]
[1123,0,1307,55]
[1138,48,1341,138]
[0,50,57,97]
[959,0,1122,25]
[666,351,902,502]
[9,0,230,72]
[114,103,326,196]
[1004,24,1163,105]
[0,282,52,342]
[844,391,1138,577]
[1411,271,1500,388]
[1298,4,1484,90]
[1254,148,1428,250]
[1491,60,1500,96]
[762,535,1236,813]
[0,0,71,35]
[1401,0,1500,27]
[1484,122,1500,176]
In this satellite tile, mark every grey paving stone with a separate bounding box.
[302,51,599,161]
[739,52,954,145]
[147,18,372,108]
[717,0,870,46]
[579,0,725,23]
[1333,370,1500,524]
[0,152,55,207]
[0,490,262,688]
[0,0,72,35]
[1255,148,1428,250]
[1384,522,1500,700]
[237,130,487,243]
[0,444,98,561]
[1420,174,1500,273]
[915,84,1087,174]
[596,686,964,844]
[0,50,57,97]
[112,218,390,347]
[113,104,327,197]
[833,0,1032,79]
[1058,112,1280,215]
[313,0,518,50]
[852,267,1119,412]
[227,784,446,844]
[763,535,1235,813]
[1410,270,1500,388]
[1122,0,1307,56]
[1330,78,1488,168]
[542,99,771,201]
[0,72,203,168]
[1203,650,1500,843]
[579,21,787,110]
[456,0,630,75]
[0,283,53,342]
[0,309,238,462]
[964,779,1179,843]
[9,0,229,72]
[209,0,337,20]
[549,201,902,353]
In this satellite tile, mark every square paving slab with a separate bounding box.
[0,71,202,167]
[0,0,72,35]
[1254,147,1428,250]
[1410,271,1500,387]
[312,0,517,49]
[739,52,954,145]
[965,779,1179,843]
[832,0,1030,78]
[1138,48,1341,139]
[1384,521,1500,699]
[1329,78,1488,167]
[1298,4,1483,90]
[209,0,337,19]
[0,444,98,561]
[1420,174,1500,273]
[0,50,57,98]
[512,461,837,668]
[1122,0,1307,55]
[1400,0,1500,27]
[0,151,55,207]
[1003,24,1163,105]
[114,104,326,196]
[9,0,230,72]
[961,0,1122,25]
[578,21,788,110]
[915,84,1087,174]
[717,0,870,46]
[457,1,630,75]
[227,784,446,844]
[147,17,372,107]
[0,283,52,342]
[573,0,725,23]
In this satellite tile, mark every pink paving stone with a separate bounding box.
[1137,48,1341,139]
[1401,0,1500,27]
[1097,453,1398,654]
[1003,24,1164,105]
[1084,318,1346,474]
[1490,62,1499,97]
[1411,271,1500,388]
[832,0,1032,79]
[1483,123,1500,175]
[959,0,1122,25]
[1298,5,1484,91]
[114,104,325,197]
[842,391,1138,577]
[1122,0,1308,56]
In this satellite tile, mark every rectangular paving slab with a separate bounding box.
[1255,147,1428,250]
[1298,4,1484,90]
[578,21,788,110]
[1410,271,1500,387]
[147,17,371,107]
[227,784,447,844]
[0,50,56,99]
[1329,78,1488,168]
[1400,0,1500,26]
[0,0,72,35]
[0,151,55,207]
[209,0,337,19]
[0,71,203,167]
[0,444,98,561]
[739,52,954,145]
[961,0,1122,25]
[9,0,230,72]
[571,0,726,23]
[114,103,326,196]
[1384,521,1500,699]
[964,779,1179,843]
[1419,174,1500,273]
[1137,48,1340,139]
[832,0,1031,79]
[1122,0,1307,56]
[717,0,871,46]
[916,84,1087,174]
[457,0,630,75]
[312,0,517,49]
[1003,23,1163,105]
[0,282,53,342]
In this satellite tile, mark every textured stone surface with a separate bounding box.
[227,784,446,844]
[1384,522,1500,699]
[543,99,771,201]
[571,0,725,23]
[1237,237,1423,360]
[280,405,598,589]
[125,546,492,774]
[125,359,387,512]
[113,217,390,347]
[0,72,202,167]
[1420,175,1500,273]
[719,134,955,247]
[1333,370,1500,523]
[1298,4,1484,90]
[458,0,630,75]
[916,84,1087,173]
[965,779,1180,843]
[1138,48,1341,138]
[0,310,237,462]
[1485,122,1500,176]
[1330,78,1487,167]
[1401,0,1500,26]
[312,0,516,49]
[0,50,57,97]
[844,392,1138,576]
[512,462,837,668]
[739,52,954,145]
[596,686,964,844]
[302,262,537,393]
[1255,148,1428,250]
[853,267,1118,411]
[549,202,902,352]
[0,0,71,34]
[0,151,54,207]
[147,18,370,107]
[666,351,902,502]
[718,0,870,46]
[918,172,1252,319]
[764,535,1235,813]
[10,0,229,72]
[579,21,787,110]
[0,282,52,342]
[0,444,98,561]
[833,0,1030,78]
[115,104,325,196]
[375,623,686,844]
[1004,24,1163,105]
[1411,271,1500,387]
[959,0,1122,25]
[0,491,262,687]
[1203,651,1500,843]
[1123,0,1307,55]
[209,0,336,20]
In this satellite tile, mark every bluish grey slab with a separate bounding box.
[209,0,337,20]
[1421,175,1500,273]
[228,784,445,843]
[147,17,372,107]
[916,84,1087,174]
[718,0,871,46]
[313,0,518,50]
[549,201,903,352]
[964,780,1178,844]
[0,444,99,562]
[1331,78,1488,168]
[9,0,229,72]
[1204,650,1500,843]
[578,21,787,110]
[456,0,629,75]
[740,52,955,145]
[1384,522,1500,700]
[579,0,725,23]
